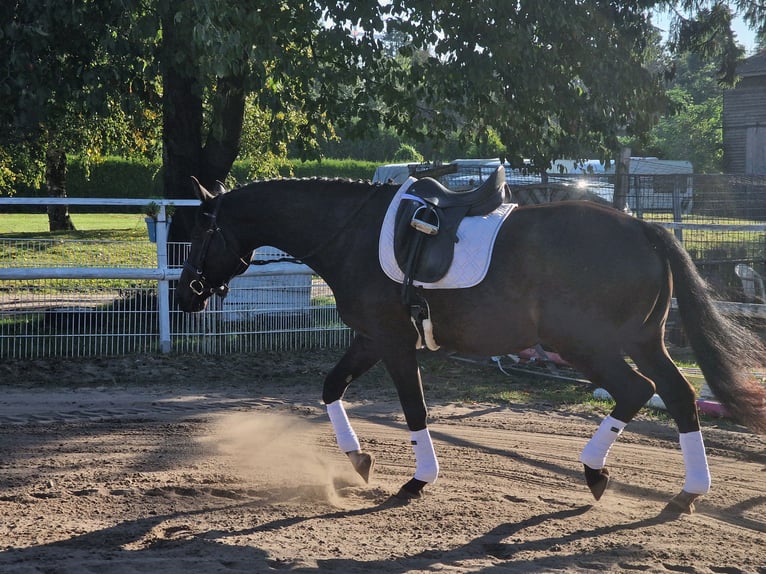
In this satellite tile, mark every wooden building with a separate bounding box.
[723,50,766,175]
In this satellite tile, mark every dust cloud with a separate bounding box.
[202,410,360,507]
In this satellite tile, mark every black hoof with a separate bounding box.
[347,451,375,483]
[662,490,700,515]
[583,464,610,501]
[395,478,427,500]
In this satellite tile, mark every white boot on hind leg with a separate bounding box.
[664,431,711,515]
[411,428,439,484]
[679,431,711,495]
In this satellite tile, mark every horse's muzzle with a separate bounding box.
[179,292,208,313]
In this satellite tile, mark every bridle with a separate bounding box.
[183,196,251,298]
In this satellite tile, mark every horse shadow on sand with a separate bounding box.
[2,409,762,573]
[0,481,693,574]
[207,496,685,573]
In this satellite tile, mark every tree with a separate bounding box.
[379,1,671,172]
[645,53,725,172]
[158,0,676,213]
[5,0,762,235]
[156,0,399,240]
[0,1,161,230]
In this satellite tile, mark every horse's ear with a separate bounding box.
[190,176,216,202]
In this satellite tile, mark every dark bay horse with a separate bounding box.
[177,176,766,514]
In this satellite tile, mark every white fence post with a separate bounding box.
[156,203,172,353]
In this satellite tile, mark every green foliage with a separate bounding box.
[238,96,327,178]
[143,201,161,219]
[644,53,725,173]
[3,0,756,206]
[0,1,162,195]
[382,1,670,168]
[392,144,424,163]
[9,157,161,200]
[0,144,46,194]
[668,2,744,84]
[3,155,378,197]
[317,125,506,164]
[649,92,723,172]
[318,125,409,162]
[463,128,506,160]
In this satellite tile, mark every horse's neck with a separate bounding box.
[228,181,389,281]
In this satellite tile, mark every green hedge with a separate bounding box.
[10,157,163,200]
[67,158,163,199]
[286,158,379,180]
[12,156,379,200]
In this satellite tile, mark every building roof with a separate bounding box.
[737,50,766,78]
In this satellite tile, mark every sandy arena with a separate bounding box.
[0,352,764,573]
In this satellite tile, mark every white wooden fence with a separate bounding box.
[0,197,352,357]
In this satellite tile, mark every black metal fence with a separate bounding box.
[571,174,766,304]
[441,169,766,305]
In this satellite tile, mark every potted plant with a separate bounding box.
[144,201,175,242]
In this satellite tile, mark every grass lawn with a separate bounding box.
[0,213,148,236]
[0,212,157,276]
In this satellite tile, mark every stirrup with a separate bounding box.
[410,205,439,235]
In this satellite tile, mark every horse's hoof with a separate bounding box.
[347,450,375,483]
[663,490,700,515]
[395,478,427,500]
[583,464,610,501]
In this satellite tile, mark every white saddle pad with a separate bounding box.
[379,177,516,289]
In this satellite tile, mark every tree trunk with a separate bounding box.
[45,147,76,232]
[202,75,245,185]
[162,66,203,245]
[160,4,245,244]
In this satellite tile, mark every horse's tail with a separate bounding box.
[642,221,766,433]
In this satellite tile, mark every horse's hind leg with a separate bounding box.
[573,351,656,501]
[323,334,381,482]
[630,341,710,514]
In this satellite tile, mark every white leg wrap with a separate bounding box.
[679,431,711,494]
[411,428,439,483]
[326,400,361,453]
[580,415,627,469]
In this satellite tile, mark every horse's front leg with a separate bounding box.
[323,334,380,482]
[381,346,439,499]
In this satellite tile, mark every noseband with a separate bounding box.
[183,197,250,298]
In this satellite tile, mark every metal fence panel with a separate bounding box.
[0,279,159,358]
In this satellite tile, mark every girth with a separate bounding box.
[393,165,509,293]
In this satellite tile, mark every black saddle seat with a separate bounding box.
[393,165,510,289]
[406,165,507,216]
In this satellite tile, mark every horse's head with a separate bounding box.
[177,178,253,313]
